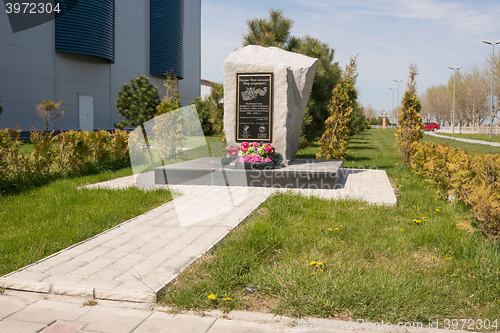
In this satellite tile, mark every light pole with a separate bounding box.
[389,87,396,126]
[393,79,403,125]
[483,40,500,138]
[448,66,462,134]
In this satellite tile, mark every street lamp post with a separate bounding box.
[393,79,403,125]
[483,40,500,138]
[448,66,462,134]
[389,88,396,126]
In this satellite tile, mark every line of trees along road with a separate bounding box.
[419,53,500,127]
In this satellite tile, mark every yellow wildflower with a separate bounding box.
[328,228,333,231]
[334,228,339,230]
[445,257,451,260]
[311,272,314,276]
[318,262,323,266]
[208,294,216,300]
[223,297,231,301]
[436,209,440,212]
[310,261,317,265]
[400,228,405,231]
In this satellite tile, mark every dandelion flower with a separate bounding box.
[311,272,315,276]
[399,185,402,188]
[436,209,440,212]
[223,297,231,301]
[445,257,451,260]
[310,261,317,266]
[400,228,405,231]
[208,294,216,300]
[334,228,340,230]
[320,269,324,272]
[396,178,399,181]
[318,262,323,266]
[328,228,333,231]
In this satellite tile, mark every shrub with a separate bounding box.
[34,100,69,132]
[410,142,500,237]
[115,75,160,130]
[0,128,130,193]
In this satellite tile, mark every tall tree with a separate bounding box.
[243,9,293,49]
[291,36,342,142]
[395,64,424,168]
[316,56,358,160]
[242,11,342,143]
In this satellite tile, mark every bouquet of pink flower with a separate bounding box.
[222,142,283,169]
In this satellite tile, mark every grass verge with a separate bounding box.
[436,133,500,143]
[159,129,500,326]
[0,167,172,276]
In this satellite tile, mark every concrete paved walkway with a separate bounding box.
[0,169,396,303]
[428,132,500,147]
[0,289,469,333]
[0,168,398,332]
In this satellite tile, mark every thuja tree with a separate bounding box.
[114,75,160,130]
[316,56,358,160]
[154,74,184,160]
[395,63,425,167]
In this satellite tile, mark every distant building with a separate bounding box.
[200,79,216,99]
[0,0,201,131]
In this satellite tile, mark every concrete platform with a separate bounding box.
[154,157,344,189]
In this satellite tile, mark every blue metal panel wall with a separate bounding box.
[56,0,115,63]
[150,0,184,79]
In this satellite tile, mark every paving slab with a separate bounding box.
[75,306,152,333]
[0,319,47,333]
[6,299,89,325]
[0,295,27,319]
[132,312,216,333]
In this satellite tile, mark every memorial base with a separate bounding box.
[154,157,343,190]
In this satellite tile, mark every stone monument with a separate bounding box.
[223,45,318,165]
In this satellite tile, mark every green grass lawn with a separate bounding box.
[0,167,172,276]
[159,129,500,327]
[436,133,500,143]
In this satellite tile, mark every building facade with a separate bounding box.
[0,0,201,131]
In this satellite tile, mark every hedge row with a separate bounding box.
[410,142,500,237]
[0,128,129,192]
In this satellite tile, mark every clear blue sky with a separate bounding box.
[201,0,500,115]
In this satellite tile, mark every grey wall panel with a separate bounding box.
[178,0,201,105]
[0,72,54,130]
[93,107,112,130]
[0,0,201,131]
[55,53,110,88]
[0,43,54,80]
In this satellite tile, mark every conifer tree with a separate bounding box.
[395,63,425,167]
[316,56,358,160]
[114,75,160,130]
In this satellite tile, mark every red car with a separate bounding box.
[424,122,440,132]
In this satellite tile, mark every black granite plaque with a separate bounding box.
[236,73,273,142]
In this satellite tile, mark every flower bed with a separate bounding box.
[221,142,283,169]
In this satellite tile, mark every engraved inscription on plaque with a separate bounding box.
[236,73,273,142]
